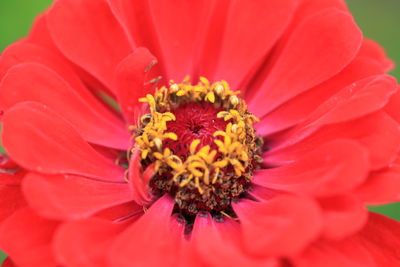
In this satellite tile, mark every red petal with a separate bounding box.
[0,40,121,110]
[145,0,215,81]
[291,0,347,19]
[28,14,117,97]
[2,102,124,182]
[1,258,16,267]
[318,195,368,240]
[47,0,132,90]
[359,39,394,72]
[256,55,385,136]
[256,140,369,197]
[202,0,298,90]
[269,0,348,61]
[0,168,26,224]
[54,218,130,267]
[0,208,59,267]
[109,195,182,267]
[385,90,400,124]
[0,154,18,169]
[0,174,23,187]
[293,238,375,267]
[192,214,279,267]
[0,63,129,149]
[94,201,143,222]
[235,0,348,100]
[107,0,166,76]
[248,9,362,117]
[0,41,66,82]
[269,75,398,149]
[0,154,25,190]
[247,184,280,202]
[355,156,400,204]
[233,195,322,256]
[27,13,61,53]
[113,47,157,124]
[0,183,26,224]
[23,172,132,220]
[268,111,400,170]
[355,212,400,266]
[298,75,397,125]
[0,41,88,97]
[294,212,400,267]
[0,39,116,109]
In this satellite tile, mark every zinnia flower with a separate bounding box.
[1,0,400,266]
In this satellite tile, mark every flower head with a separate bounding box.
[134,78,262,217]
[1,0,400,266]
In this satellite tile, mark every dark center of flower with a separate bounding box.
[163,102,227,160]
[134,77,262,220]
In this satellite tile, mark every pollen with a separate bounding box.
[133,77,262,217]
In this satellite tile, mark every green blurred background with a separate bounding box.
[0,0,399,263]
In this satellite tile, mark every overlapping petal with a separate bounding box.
[47,0,133,90]
[354,213,400,266]
[2,102,124,181]
[192,215,279,267]
[256,59,392,135]
[108,195,183,267]
[22,172,132,220]
[293,212,400,267]
[318,195,368,240]
[0,208,59,267]
[256,140,369,197]
[0,168,26,225]
[248,9,362,117]
[233,195,322,256]
[113,47,157,124]
[267,111,400,170]
[0,63,129,149]
[201,0,299,90]
[54,218,132,267]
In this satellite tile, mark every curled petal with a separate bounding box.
[113,48,157,124]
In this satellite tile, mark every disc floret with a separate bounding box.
[134,77,262,216]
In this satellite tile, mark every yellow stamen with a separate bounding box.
[220,211,239,221]
[133,77,260,200]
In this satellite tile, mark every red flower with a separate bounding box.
[0,0,400,266]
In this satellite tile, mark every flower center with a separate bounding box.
[163,102,227,160]
[134,77,262,219]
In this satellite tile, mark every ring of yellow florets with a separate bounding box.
[133,77,262,216]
